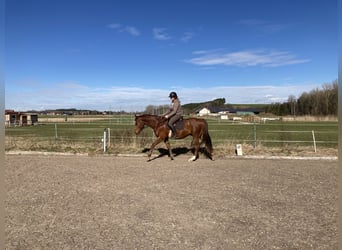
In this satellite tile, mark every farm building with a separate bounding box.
[197,107,230,116]
[196,107,262,117]
[5,110,38,127]
[198,107,211,116]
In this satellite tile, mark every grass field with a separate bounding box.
[5,115,338,156]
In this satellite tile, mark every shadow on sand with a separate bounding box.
[142,147,212,161]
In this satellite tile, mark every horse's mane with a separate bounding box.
[138,114,158,117]
[136,114,161,119]
[136,114,166,126]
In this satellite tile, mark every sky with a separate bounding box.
[5,0,337,112]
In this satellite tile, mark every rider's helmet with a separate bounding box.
[169,91,178,98]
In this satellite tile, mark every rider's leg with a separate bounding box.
[168,115,180,138]
[167,120,175,137]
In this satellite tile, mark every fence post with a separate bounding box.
[103,128,107,153]
[253,119,257,148]
[312,130,317,153]
[55,123,58,143]
[107,128,110,147]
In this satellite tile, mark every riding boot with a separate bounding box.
[171,127,178,139]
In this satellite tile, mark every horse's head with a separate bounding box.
[134,115,145,135]
[135,114,164,135]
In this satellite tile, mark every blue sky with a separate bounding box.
[5,0,337,111]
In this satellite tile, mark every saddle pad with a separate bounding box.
[174,119,185,131]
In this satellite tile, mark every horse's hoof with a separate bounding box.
[188,156,197,162]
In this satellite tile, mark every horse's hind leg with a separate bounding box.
[188,137,199,162]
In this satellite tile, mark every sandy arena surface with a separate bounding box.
[5,154,338,249]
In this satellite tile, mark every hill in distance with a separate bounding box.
[182,98,267,113]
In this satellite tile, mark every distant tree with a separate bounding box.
[264,79,337,116]
[287,95,297,116]
[210,98,226,107]
[297,92,310,115]
[144,105,170,115]
[144,105,154,114]
[329,80,338,115]
[296,80,337,116]
[323,80,338,115]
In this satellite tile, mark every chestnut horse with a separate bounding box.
[134,114,213,161]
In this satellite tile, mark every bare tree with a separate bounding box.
[296,80,338,116]
[287,95,297,116]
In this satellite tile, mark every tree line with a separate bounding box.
[264,80,338,116]
[144,79,338,117]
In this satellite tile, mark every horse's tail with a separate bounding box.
[202,120,213,159]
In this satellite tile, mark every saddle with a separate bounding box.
[173,117,184,131]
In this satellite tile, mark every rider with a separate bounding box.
[162,91,183,138]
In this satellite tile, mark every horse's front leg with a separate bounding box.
[164,139,174,160]
[147,137,163,160]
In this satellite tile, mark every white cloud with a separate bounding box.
[107,23,121,29]
[123,26,140,36]
[108,23,140,36]
[238,19,286,33]
[181,32,193,42]
[186,49,310,67]
[5,82,320,112]
[153,28,171,40]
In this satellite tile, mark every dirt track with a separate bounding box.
[5,154,337,249]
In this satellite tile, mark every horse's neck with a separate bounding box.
[143,115,161,129]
